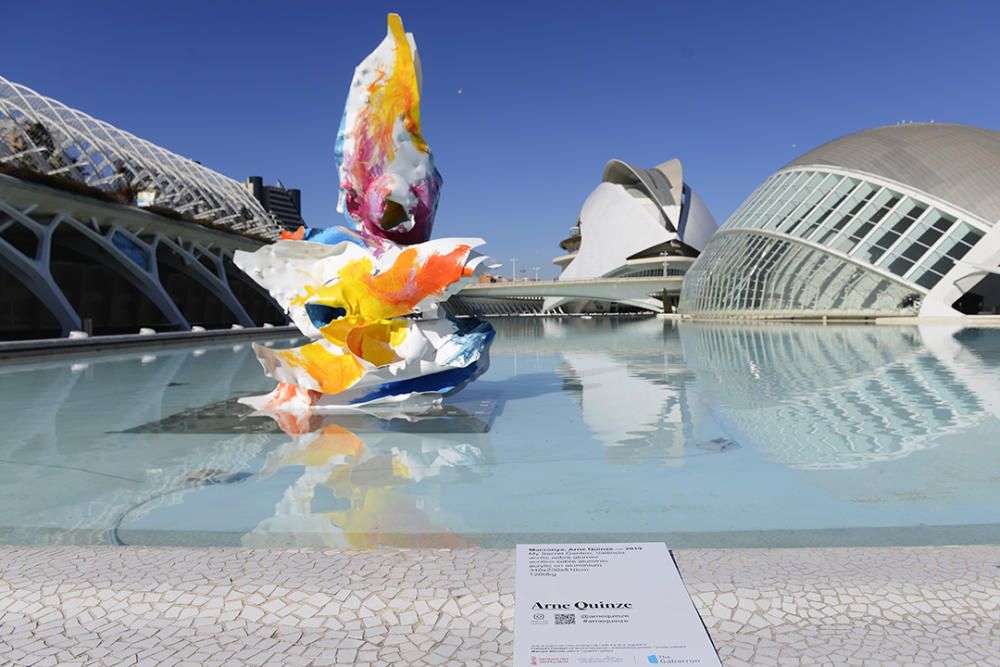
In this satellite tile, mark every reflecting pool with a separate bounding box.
[1,318,998,548]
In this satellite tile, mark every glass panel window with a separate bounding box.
[728,176,778,226]
[931,214,956,233]
[869,189,897,208]
[887,255,916,277]
[783,174,839,235]
[915,226,944,248]
[929,255,955,275]
[961,228,984,247]
[731,177,781,229]
[944,240,973,262]
[831,194,890,253]
[894,211,924,233]
[901,241,929,261]
[805,179,863,242]
[799,191,849,239]
[868,195,901,224]
[858,201,925,263]
[844,222,877,249]
[748,173,802,229]
[800,172,827,193]
[900,220,984,282]
[819,184,879,246]
[768,200,802,230]
[864,238,896,263]
[914,270,942,289]
[836,177,860,194]
[768,173,823,230]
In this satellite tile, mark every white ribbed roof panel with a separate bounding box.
[0,77,280,240]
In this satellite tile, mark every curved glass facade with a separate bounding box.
[680,167,989,317]
[681,232,920,316]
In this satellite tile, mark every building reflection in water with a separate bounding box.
[0,344,273,543]
[678,322,997,470]
[544,318,721,466]
[1,320,998,547]
[507,316,998,472]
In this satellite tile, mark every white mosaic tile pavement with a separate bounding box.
[677,546,1000,667]
[0,544,997,666]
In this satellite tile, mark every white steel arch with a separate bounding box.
[0,77,280,240]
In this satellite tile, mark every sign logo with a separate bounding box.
[647,657,659,664]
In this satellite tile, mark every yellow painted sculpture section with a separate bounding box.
[270,244,475,396]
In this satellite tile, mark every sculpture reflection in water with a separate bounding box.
[241,407,493,548]
[1,322,998,545]
[235,13,494,411]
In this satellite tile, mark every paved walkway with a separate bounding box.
[0,545,997,666]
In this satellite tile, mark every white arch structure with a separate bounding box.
[0,77,280,239]
[0,77,286,338]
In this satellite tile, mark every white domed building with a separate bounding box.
[680,123,1000,318]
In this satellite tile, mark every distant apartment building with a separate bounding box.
[245,176,304,232]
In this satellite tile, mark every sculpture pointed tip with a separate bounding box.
[387,12,404,33]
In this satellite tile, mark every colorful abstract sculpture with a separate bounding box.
[334,13,441,245]
[235,13,494,410]
[235,231,493,408]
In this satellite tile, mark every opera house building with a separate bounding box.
[680,123,1000,318]
[546,157,718,313]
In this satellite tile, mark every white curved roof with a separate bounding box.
[603,158,683,209]
[599,158,717,251]
[0,77,280,239]
[786,123,1000,224]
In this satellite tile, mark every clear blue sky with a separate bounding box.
[6,1,1000,278]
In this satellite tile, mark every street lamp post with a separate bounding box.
[510,257,518,282]
[532,266,540,281]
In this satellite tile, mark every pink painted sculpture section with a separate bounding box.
[334,13,442,245]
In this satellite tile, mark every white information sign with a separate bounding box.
[515,543,720,666]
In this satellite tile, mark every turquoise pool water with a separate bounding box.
[1,318,997,548]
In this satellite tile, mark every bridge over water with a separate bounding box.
[455,275,684,313]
